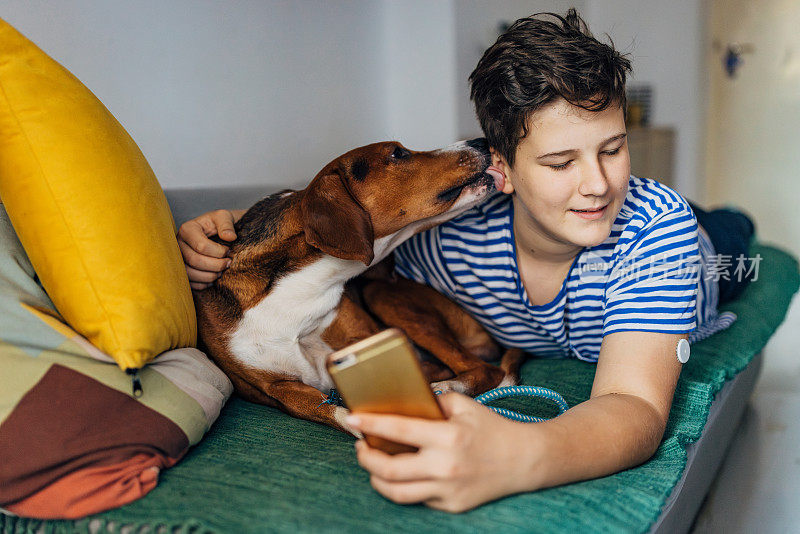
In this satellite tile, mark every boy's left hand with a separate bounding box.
[348,393,538,513]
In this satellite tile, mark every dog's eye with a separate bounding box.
[390,146,411,160]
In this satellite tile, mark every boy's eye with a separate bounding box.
[549,160,572,171]
[602,147,621,156]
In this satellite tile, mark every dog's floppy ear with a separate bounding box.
[300,172,374,265]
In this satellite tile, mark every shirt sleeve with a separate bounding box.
[603,203,701,336]
[393,225,456,296]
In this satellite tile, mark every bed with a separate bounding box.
[2,185,796,534]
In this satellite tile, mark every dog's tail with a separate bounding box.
[498,348,525,387]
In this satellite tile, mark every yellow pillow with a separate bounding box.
[0,18,196,371]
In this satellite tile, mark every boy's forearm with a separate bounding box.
[520,393,667,491]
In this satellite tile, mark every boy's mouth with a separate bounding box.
[570,204,608,220]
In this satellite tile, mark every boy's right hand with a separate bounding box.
[177,209,239,290]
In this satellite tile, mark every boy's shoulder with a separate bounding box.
[597,176,698,259]
[616,175,695,229]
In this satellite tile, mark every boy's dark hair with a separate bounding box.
[469,8,631,167]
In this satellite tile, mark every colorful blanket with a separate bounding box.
[0,206,232,518]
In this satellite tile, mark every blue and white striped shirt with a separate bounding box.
[394,176,731,362]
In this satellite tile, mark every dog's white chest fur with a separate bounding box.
[228,256,363,392]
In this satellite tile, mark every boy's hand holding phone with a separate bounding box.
[346,391,533,513]
[326,329,533,513]
[326,329,444,454]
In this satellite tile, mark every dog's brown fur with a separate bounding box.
[195,141,522,432]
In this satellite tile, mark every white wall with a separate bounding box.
[382,0,458,151]
[0,0,390,190]
[585,0,706,200]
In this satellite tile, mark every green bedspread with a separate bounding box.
[3,243,798,534]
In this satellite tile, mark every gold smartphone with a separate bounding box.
[326,328,444,454]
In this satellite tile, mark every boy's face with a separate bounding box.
[492,98,630,251]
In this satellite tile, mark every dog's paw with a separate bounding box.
[334,407,363,439]
[497,372,518,388]
[431,379,468,395]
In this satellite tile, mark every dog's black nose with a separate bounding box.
[466,137,490,156]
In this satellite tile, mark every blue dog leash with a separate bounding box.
[323,385,569,422]
[471,385,569,422]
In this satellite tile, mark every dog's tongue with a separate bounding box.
[486,166,505,191]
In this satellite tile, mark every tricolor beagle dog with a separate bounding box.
[194,139,522,433]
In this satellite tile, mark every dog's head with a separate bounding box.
[300,138,494,266]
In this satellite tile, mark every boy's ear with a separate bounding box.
[489,148,515,195]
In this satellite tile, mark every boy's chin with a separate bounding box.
[567,225,613,248]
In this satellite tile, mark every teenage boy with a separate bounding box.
[178,9,753,512]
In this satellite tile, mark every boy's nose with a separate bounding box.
[578,163,611,196]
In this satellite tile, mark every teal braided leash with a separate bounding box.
[323,385,570,422]
[472,385,569,422]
